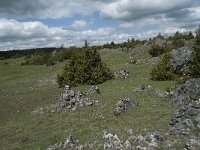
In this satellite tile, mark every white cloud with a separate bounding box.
[0,19,126,50]
[100,0,192,20]
[0,0,106,19]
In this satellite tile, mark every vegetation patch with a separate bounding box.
[57,48,113,87]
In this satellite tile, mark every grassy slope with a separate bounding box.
[0,50,176,150]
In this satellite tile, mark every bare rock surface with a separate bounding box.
[170,46,193,74]
[170,78,200,135]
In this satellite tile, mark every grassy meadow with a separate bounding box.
[0,49,177,149]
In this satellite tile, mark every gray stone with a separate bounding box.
[170,79,200,135]
[58,85,98,111]
[155,89,169,98]
[114,70,129,79]
[133,85,152,92]
[171,79,200,105]
[170,46,193,74]
[114,98,138,115]
[185,136,200,150]
[88,85,100,94]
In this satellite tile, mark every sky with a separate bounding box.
[0,0,200,51]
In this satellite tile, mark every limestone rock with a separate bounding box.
[170,46,193,74]
[114,70,129,79]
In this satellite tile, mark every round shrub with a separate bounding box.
[150,53,176,81]
[57,48,113,87]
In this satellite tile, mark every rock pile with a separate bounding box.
[114,98,138,115]
[114,70,129,79]
[59,85,98,111]
[170,79,200,135]
[170,46,193,74]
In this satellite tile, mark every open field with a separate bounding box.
[0,49,177,149]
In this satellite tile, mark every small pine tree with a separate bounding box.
[57,47,113,87]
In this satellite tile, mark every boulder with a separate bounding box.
[170,46,193,74]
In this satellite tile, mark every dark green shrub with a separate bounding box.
[172,39,185,48]
[46,56,56,66]
[150,53,176,81]
[148,45,165,57]
[57,48,113,87]
[190,26,200,78]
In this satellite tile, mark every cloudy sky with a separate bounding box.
[0,0,200,51]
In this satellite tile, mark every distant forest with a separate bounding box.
[0,47,56,59]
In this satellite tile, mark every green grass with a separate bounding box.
[0,50,177,149]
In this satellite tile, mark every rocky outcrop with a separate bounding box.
[114,70,129,79]
[114,98,138,115]
[170,46,193,74]
[170,79,200,135]
[171,79,200,106]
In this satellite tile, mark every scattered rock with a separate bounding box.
[114,98,138,115]
[170,46,193,74]
[47,135,97,150]
[114,70,129,79]
[133,85,152,92]
[184,136,200,150]
[155,89,169,98]
[88,85,100,94]
[47,135,78,150]
[129,59,148,65]
[103,131,124,150]
[103,131,174,150]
